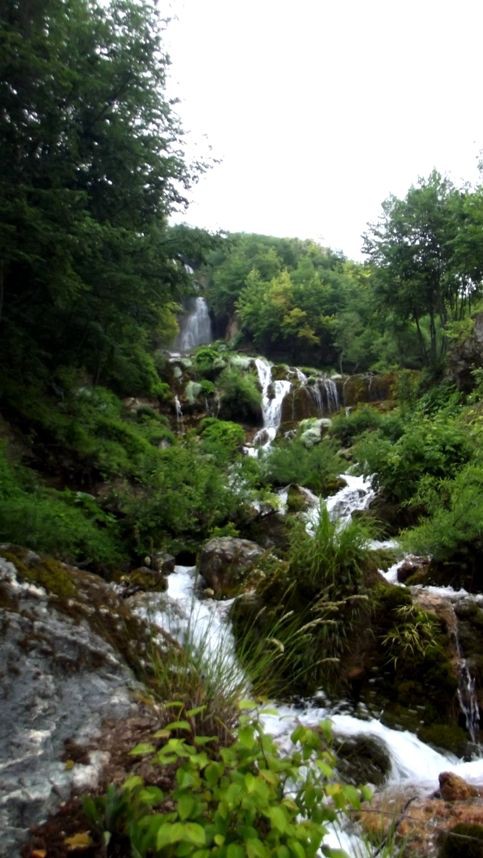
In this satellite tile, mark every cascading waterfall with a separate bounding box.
[141,475,483,854]
[174,395,183,425]
[309,377,340,415]
[380,566,481,746]
[173,296,213,353]
[253,357,291,447]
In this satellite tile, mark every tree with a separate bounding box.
[363,172,483,369]
[0,0,200,387]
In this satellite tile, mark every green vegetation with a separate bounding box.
[84,705,368,858]
[0,442,125,567]
[260,436,342,494]
[232,506,374,696]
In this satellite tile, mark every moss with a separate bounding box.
[2,546,78,599]
[439,823,483,858]
[419,723,469,757]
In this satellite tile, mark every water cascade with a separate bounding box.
[142,474,483,853]
[174,395,183,426]
[309,377,340,415]
[173,296,213,353]
[253,357,291,447]
[380,568,482,746]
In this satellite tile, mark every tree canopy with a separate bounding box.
[0,0,200,392]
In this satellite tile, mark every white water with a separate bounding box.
[253,357,291,447]
[174,296,212,353]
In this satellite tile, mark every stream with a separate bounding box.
[152,472,483,853]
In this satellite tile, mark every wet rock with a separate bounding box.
[198,537,265,598]
[397,554,431,584]
[360,779,483,858]
[334,734,391,787]
[439,772,480,801]
[122,566,167,596]
[150,552,176,575]
[0,548,157,855]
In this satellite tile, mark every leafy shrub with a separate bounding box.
[0,445,125,568]
[218,367,262,424]
[193,344,228,378]
[199,418,245,461]
[261,437,342,494]
[330,407,404,448]
[355,415,473,506]
[84,706,367,857]
[402,462,483,566]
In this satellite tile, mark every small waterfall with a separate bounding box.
[309,377,340,415]
[174,395,183,426]
[253,357,291,448]
[383,578,482,746]
[458,657,480,744]
[174,297,213,353]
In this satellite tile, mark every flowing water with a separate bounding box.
[148,474,483,855]
[172,296,213,353]
[253,357,292,447]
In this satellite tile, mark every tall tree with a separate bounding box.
[363,172,483,369]
[0,0,199,388]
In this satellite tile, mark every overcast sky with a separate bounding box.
[163,0,483,260]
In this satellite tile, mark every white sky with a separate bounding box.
[163,0,483,260]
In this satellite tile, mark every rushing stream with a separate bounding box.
[146,468,483,855]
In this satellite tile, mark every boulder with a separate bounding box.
[0,546,159,855]
[334,734,391,787]
[198,537,265,598]
[360,775,483,858]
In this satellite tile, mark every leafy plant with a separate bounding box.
[381,604,439,668]
[84,705,368,857]
[261,437,342,495]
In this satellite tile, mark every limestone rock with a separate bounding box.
[0,547,155,855]
[439,772,480,802]
[198,537,265,598]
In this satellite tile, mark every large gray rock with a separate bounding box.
[198,537,265,598]
[0,548,153,856]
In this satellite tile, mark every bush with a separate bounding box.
[355,415,473,506]
[330,407,404,448]
[262,437,342,494]
[198,418,245,461]
[402,463,483,566]
[84,706,367,857]
[0,444,125,568]
[218,367,262,424]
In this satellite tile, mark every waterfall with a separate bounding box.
[174,395,183,425]
[253,357,291,447]
[380,569,481,746]
[309,377,340,415]
[173,296,212,353]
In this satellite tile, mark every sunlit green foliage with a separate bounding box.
[84,706,366,857]
[261,437,342,495]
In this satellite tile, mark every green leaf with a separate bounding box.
[267,806,288,833]
[164,720,192,732]
[186,705,207,717]
[177,794,194,821]
[122,775,143,792]
[246,838,269,857]
[226,844,245,858]
[183,823,206,847]
[129,742,155,757]
[238,699,256,710]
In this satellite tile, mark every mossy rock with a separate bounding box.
[439,823,483,857]
[419,723,470,757]
[126,567,167,593]
[334,734,391,787]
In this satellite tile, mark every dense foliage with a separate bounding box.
[0,0,202,392]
